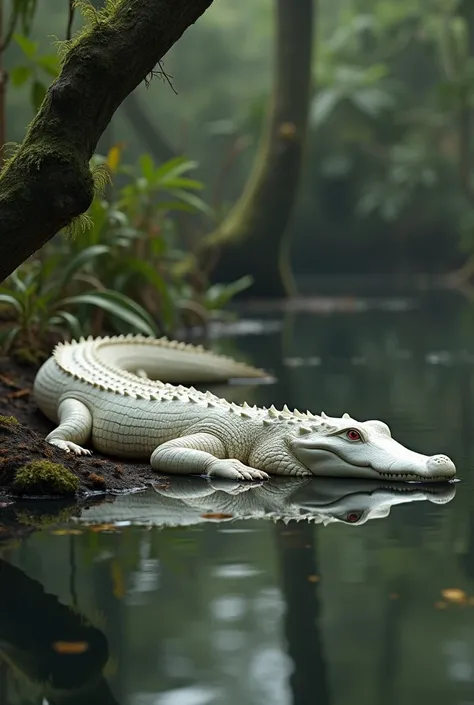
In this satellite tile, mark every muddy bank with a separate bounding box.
[0,356,169,498]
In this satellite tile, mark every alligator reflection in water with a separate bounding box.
[0,559,118,705]
[76,475,456,528]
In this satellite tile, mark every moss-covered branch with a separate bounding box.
[0,0,214,283]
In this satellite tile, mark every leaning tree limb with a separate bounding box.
[0,0,214,283]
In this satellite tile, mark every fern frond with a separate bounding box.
[62,213,94,240]
[73,0,101,24]
[91,163,112,195]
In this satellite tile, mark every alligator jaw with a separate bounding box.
[293,437,456,483]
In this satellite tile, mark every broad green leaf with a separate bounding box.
[171,189,213,216]
[0,326,21,350]
[8,270,27,293]
[204,276,254,310]
[57,245,110,292]
[153,156,199,183]
[310,90,341,128]
[138,154,156,182]
[160,177,204,191]
[155,199,201,214]
[0,294,22,314]
[61,290,159,336]
[49,311,84,340]
[120,257,175,327]
[13,32,37,59]
[10,65,32,87]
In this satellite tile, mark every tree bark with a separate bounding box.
[0,0,214,283]
[199,0,314,297]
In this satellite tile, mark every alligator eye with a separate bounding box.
[346,512,361,523]
[346,429,361,442]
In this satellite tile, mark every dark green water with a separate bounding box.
[2,292,474,705]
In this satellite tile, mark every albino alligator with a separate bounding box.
[75,475,457,528]
[33,334,456,483]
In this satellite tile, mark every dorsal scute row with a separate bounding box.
[51,335,340,425]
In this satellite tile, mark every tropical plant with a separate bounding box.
[0,149,254,359]
[56,148,252,331]
[0,246,159,361]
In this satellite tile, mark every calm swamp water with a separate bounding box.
[3,291,474,705]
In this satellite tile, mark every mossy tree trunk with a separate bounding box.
[201,0,314,297]
[0,0,214,283]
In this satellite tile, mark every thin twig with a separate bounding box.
[66,0,75,40]
[145,60,178,94]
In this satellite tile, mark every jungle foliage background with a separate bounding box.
[2,0,474,344]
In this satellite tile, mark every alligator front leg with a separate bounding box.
[45,398,93,455]
[150,433,269,481]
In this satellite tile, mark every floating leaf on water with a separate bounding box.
[51,529,83,536]
[88,524,120,533]
[308,575,320,583]
[441,588,467,604]
[52,641,89,654]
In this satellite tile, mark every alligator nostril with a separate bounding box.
[427,454,456,475]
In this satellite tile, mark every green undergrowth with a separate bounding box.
[13,460,80,496]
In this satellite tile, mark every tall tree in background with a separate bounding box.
[196,0,315,297]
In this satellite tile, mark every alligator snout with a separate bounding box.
[426,454,456,478]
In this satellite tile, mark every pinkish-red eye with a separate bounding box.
[346,512,361,523]
[346,429,361,442]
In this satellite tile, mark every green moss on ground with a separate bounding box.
[13,460,80,496]
[0,415,19,430]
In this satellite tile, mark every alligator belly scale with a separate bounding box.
[33,335,456,483]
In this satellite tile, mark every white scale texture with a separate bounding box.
[33,334,457,483]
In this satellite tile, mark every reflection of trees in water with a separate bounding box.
[0,558,119,705]
[275,521,330,705]
[377,588,403,705]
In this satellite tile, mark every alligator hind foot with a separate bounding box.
[46,439,92,456]
[44,398,93,457]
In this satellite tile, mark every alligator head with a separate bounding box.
[289,476,456,525]
[285,411,456,482]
